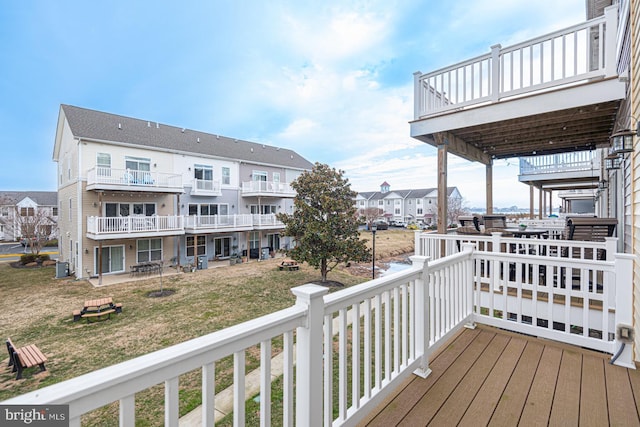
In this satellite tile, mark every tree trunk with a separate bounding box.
[321,258,327,282]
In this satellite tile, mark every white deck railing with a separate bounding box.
[2,244,633,426]
[191,178,222,195]
[253,213,285,228]
[241,181,296,196]
[183,214,253,230]
[519,151,599,176]
[87,167,183,191]
[414,7,617,118]
[87,215,184,235]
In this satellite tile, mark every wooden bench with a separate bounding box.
[81,309,116,322]
[6,338,47,380]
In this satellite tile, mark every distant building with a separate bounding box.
[354,182,462,225]
[0,191,58,241]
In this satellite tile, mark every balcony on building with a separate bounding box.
[86,215,185,240]
[184,214,254,233]
[86,167,183,193]
[241,180,296,198]
[518,150,603,191]
[190,178,222,196]
[252,213,285,230]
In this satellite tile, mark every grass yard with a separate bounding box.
[0,229,415,425]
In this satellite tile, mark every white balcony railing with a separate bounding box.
[191,178,222,196]
[241,180,296,197]
[414,8,617,118]
[3,242,634,426]
[87,167,183,192]
[519,151,599,176]
[253,213,285,228]
[184,214,253,231]
[86,215,184,237]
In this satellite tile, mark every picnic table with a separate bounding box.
[73,297,122,322]
[279,259,299,271]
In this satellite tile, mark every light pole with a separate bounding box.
[371,224,377,280]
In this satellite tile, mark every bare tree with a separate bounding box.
[360,207,383,228]
[11,206,57,255]
[432,195,469,226]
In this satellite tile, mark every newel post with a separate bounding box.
[490,44,502,102]
[292,284,329,426]
[612,253,636,368]
[413,71,422,119]
[410,255,431,378]
[491,232,503,291]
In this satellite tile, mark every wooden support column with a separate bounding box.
[529,185,534,219]
[176,194,181,268]
[437,142,448,235]
[538,188,543,219]
[98,191,103,287]
[486,162,493,215]
[548,190,553,216]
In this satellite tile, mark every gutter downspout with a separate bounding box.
[77,138,84,280]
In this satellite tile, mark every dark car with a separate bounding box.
[369,221,388,230]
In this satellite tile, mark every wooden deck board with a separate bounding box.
[457,336,528,427]
[548,350,581,426]
[360,325,640,427]
[579,356,608,427]
[396,329,497,426]
[605,361,640,427]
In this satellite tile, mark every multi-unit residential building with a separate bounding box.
[0,191,58,242]
[53,104,313,279]
[355,181,462,225]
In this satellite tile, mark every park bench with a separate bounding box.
[6,337,47,380]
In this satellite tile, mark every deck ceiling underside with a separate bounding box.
[413,100,620,162]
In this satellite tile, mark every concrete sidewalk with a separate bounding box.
[179,351,288,426]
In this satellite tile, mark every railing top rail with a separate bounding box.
[4,305,306,412]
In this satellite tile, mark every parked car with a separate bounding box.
[372,221,388,230]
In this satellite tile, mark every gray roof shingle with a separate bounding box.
[60,105,314,170]
[0,191,58,206]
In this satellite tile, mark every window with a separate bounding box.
[416,199,422,205]
[273,172,280,183]
[186,235,206,257]
[250,205,276,214]
[417,208,423,215]
[125,156,151,171]
[394,208,400,215]
[0,207,8,216]
[52,207,58,216]
[69,199,72,221]
[222,167,230,185]
[105,203,155,217]
[137,238,162,262]
[188,203,229,216]
[188,204,198,216]
[249,231,260,249]
[378,200,383,206]
[194,164,213,181]
[97,153,111,168]
[20,207,34,216]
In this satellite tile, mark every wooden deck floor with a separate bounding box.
[361,325,640,426]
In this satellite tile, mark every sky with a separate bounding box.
[0,0,587,208]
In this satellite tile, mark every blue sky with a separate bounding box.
[0,0,586,208]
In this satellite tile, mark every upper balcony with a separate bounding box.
[252,213,285,229]
[190,178,222,196]
[87,167,183,193]
[241,181,296,198]
[86,215,185,240]
[411,7,625,164]
[184,214,254,233]
[518,150,603,190]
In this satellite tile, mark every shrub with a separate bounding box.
[44,239,58,247]
[37,254,50,263]
[20,254,38,265]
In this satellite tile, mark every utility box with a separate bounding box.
[56,261,69,278]
[197,256,208,270]
[261,247,270,260]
